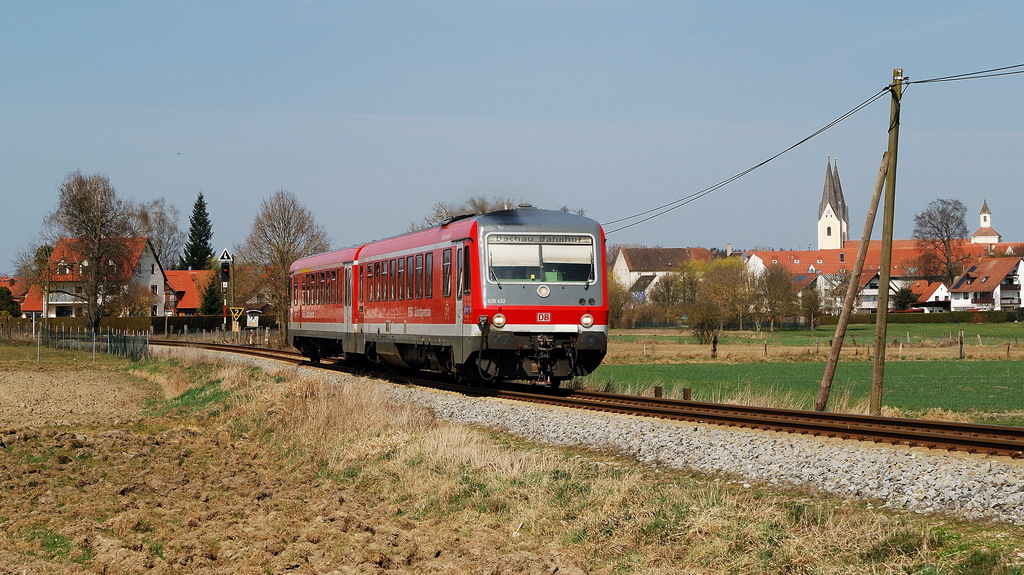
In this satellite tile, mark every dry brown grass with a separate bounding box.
[142,348,1024,574]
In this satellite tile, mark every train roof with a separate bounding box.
[290,207,602,272]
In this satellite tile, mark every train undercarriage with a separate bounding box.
[291,330,606,387]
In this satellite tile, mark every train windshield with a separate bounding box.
[486,234,595,284]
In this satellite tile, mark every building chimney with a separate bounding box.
[726,243,733,256]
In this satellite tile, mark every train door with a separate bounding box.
[454,244,465,360]
[343,264,353,332]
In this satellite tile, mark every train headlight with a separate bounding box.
[580,313,594,328]
[537,285,550,298]
[492,313,507,328]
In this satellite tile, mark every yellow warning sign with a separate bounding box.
[230,307,245,321]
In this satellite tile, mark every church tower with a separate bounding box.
[970,200,1001,244]
[817,158,849,250]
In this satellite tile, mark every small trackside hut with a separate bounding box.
[288,206,608,386]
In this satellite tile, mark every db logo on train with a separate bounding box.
[537,313,552,322]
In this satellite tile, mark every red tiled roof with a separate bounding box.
[905,280,945,303]
[617,247,713,272]
[21,285,43,313]
[165,270,215,311]
[751,240,1011,278]
[948,257,1021,293]
[48,237,151,282]
[0,276,28,300]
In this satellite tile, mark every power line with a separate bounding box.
[604,63,1024,235]
[909,63,1024,85]
[604,88,889,233]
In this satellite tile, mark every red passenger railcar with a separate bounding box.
[288,206,607,385]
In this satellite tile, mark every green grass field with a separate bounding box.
[614,321,1024,348]
[580,360,1024,423]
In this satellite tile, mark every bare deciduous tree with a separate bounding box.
[800,283,823,329]
[912,198,970,286]
[757,264,797,331]
[235,190,331,334]
[700,258,754,331]
[43,171,136,330]
[131,197,185,270]
[410,196,523,231]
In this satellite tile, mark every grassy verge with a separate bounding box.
[138,351,1024,573]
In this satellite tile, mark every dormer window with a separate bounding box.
[794,259,800,264]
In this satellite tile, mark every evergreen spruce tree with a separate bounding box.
[180,192,215,270]
[0,287,20,317]
[198,274,223,316]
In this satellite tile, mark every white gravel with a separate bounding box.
[163,349,1024,525]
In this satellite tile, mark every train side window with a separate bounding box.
[372,261,380,302]
[406,256,414,299]
[319,272,325,305]
[290,276,296,306]
[367,263,373,302]
[380,261,388,302]
[424,252,433,299]
[361,265,367,303]
[462,246,472,296]
[415,254,424,299]
[396,258,404,300]
[389,259,397,301]
[456,248,463,301]
[442,249,452,297]
[331,269,338,304]
[306,273,312,305]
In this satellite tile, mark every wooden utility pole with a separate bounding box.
[870,68,905,416]
[814,152,888,411]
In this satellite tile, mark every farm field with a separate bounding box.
[593,325,1024,424]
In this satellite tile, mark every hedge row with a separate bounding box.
[820,310,1015,325]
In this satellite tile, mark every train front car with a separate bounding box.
[468,207,608,386]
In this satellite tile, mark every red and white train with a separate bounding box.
[288,205,608,385]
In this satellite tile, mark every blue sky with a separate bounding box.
[2,2,1022,274]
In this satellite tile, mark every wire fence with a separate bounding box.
[37,326,150,361]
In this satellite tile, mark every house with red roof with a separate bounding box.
[164,269,215,316]
[947,257,1022,312]
[26,237,167,318]
[0,275,28,310]
[611,246,716,298]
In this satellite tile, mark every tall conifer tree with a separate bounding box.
[180,192,214,270]
[198,274,223,315]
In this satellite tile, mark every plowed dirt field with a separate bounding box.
[0,359,586,574]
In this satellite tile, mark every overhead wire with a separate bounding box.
[603,62,1024,235]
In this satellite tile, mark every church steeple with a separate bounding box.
[817,157,849,249]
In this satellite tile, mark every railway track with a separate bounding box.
[151,340,1024,459]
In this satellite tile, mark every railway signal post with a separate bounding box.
[219,249,233,332]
